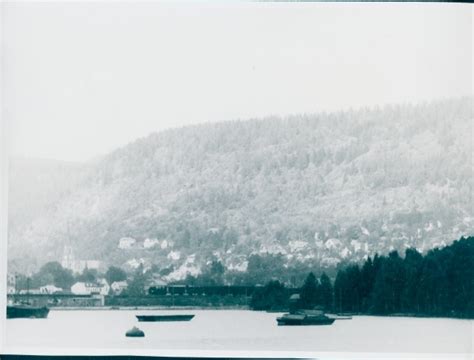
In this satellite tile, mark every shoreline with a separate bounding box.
[48,307,474,319]
[51,305,250,311]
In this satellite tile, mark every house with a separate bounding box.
[71,282,95,295]
[40,285,63,294]
[143,238,160,249]
[118,237,136,249]
[97,279,110,295]
[7,273,16,294]
[71,279,110,296]
[111,281,128,295]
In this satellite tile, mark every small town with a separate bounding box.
[7,243,262,308]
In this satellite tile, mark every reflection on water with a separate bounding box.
[5,309,473,355]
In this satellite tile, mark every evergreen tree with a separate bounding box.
[345,265,362,313]
[418,256,448,315]
[334,269,347,313]
[300,272,319,309]
[401,248,423,313]
[445,237,474,317]
[250,280,289,310]
[319,272,333,311]
[371,251,405,314]
[105,266,127,285]
[76,267,98,283]
[126,264,148,296]
[360,257,376,312]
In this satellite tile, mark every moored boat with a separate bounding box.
[136,314,194,322]
[277,310,335,326]
[7,305,50,319]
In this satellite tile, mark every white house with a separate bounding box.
[40,285,63,294]
[118,237,136,249]
[143,238,160,249]
[71,282,94,295]
[71,279,110,295]
[97,279,110,295]
[111,281,128,295]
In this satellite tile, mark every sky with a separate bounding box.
[4,2,472,162]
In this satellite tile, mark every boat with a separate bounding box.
[276,310,335,326]
[7,304,50,319]
[7,276,49,319]
[136,314,195,322]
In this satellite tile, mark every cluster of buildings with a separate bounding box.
[118,237,172,250]
[7,245,175,299]
[7,246,131,296]
[7,277,127,296]
[7,272,169,298]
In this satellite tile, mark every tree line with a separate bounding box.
[251,236,474,318]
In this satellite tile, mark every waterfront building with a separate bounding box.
[40,284,63,294]
[71,279,109,296]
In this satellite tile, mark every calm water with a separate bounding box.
[5,309,473,357]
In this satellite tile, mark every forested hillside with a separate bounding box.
[8,98,473,278]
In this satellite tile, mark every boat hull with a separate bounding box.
[136,314,194,322]
[7,306,50,319]
[276,313,335,326]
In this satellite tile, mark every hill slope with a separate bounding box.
[8,98,474,277]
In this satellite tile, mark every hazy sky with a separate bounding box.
[4,3,472,162]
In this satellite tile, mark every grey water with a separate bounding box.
[5,309,473,356]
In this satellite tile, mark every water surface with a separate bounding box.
[5,309,472,357]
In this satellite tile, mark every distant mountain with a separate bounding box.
[8,98,474,278]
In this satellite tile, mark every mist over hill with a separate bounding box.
[8,158,91,237]
[8,98,473,278]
